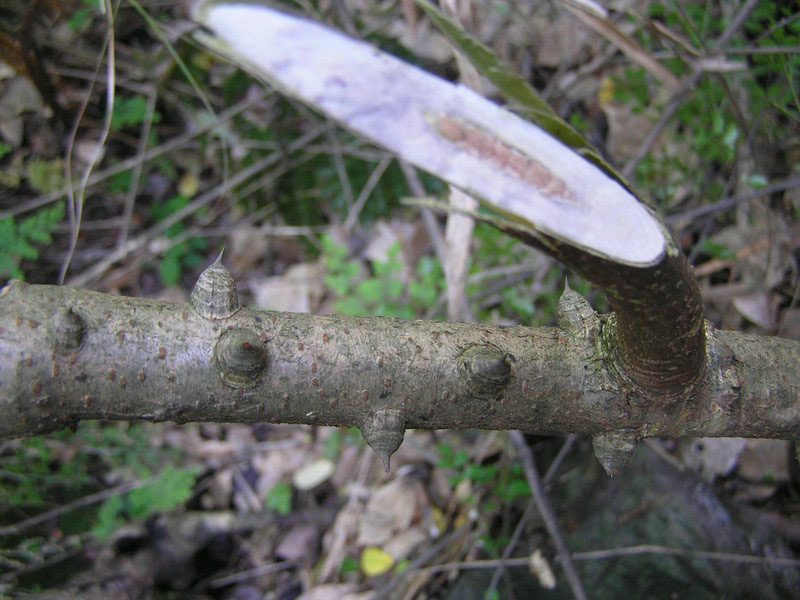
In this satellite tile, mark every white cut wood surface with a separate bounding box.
[193,2,666,266]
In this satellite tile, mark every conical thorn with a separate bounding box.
[592,431,639,477]
[361,409,405,472]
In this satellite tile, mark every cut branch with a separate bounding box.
[190,2,706,392]
[1,280,797,446]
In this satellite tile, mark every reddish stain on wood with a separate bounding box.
[434,115,575,201]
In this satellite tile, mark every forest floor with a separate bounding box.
[0,1,799,598]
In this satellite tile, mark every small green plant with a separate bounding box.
[67,0,103,32]
[436,443,530,509]
[149,196,209,286]
[265,482,293,516]
[436,442,531,570]
[111,95,161,131]
[322,235,444,319]
[0,202,65,280]
[92,465,199,540]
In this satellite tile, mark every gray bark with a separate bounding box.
[1,279,797,445]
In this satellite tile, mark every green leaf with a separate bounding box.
[265,482,293,515]
[0,202,65,279]
[92,496,124,540]
[415,0,626,186]
[323,429,343,460]
[111,96,160,131]
[159,251,183,286]
[341,556,360,574]
[357,278,384,304]
[92,466,197,540]
[131,466,197,515]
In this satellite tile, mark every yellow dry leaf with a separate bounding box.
[360,546,395,577]
[430,506,448,536]
[178,171,199,198]
[598,76,615,109]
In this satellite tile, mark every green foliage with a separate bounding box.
[322,235,444,319]
[149,196,209,285]
[67,0,103,32]
[0,141,12,159]
[111,95,161,131]
[340,556,360,575]
[625,2,798,206]
[93,466,199,540]
[0,202,65,280]
[700,239,735,261]
[265,482,293,516]
[436,443,530,506]
[323,429,343,460]
[1,423,190,555]
[0,436,94,510]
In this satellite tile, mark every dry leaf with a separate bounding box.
[296,584,358,600]
[528,548,557,590]
[275,523,320,561]
[293,458,335,491]
[360,546,395,577]
[357,478,419,546]
[251,262,325,313]
[678,438,746,482]
[384,526,428,561]
[736,439,790,483]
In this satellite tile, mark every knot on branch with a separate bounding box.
[213,328,268,389]
[458,343,514,401]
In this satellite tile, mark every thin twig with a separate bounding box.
[326,120,355,210]
[206,559,301,589]
[117,85,158,247]
[66,126,325,288]
[344,154,393,232]
[0,479,149,537]
[417,543,800,573]
[59,0,118,284]
[485,498,536,595]
[666,174,800,226]
[399,160,447,267]
[485,434,580,595]
[0,92,268,220]
[543,434,579,486]
[509,431,588,600]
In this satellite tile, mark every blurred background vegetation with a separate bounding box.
[0,1,798,598]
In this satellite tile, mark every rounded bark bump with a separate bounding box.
[458,343,513,400]
[592,430,639,477]
[361,408,405,472]
[190,251,240,319]
[213,327,268,389]
[53,307,85,354]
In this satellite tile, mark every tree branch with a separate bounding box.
[1,278,798,455]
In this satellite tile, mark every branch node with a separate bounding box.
[213,328,268,389]
[53,307,85,354]
[458,343,514,401]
